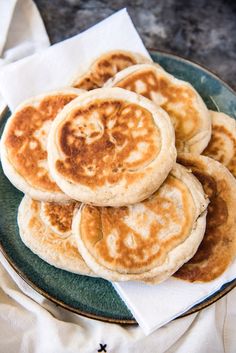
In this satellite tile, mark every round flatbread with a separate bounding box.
[105,63,211,154]
[1,89,84,202]
[72,164,208,283]
[72,50,152,90]
[203,110,236,177]
[47,87,176,206]
[174,153,236,282]
[18,195,94,276]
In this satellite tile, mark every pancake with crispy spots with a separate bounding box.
[106,63,211,154]
[72,50,151,90]
[18,195,94,275]
[47,87,176,207]
[203,110,236,177]
[1,88,84,202]
[174,154,236,282]
[72,164,208,283]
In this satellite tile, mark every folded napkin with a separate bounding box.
[0,0,50,114]
[0,8,235,336]
[114,261,236,334]
[0,8,150,111]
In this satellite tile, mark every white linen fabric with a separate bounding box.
[0,0,50,114]
[0,252,235,353]
[114,260,236,335]
[0,0,49,65]
[0,4,235,345]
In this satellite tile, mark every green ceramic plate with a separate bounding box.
[0,50,235,324]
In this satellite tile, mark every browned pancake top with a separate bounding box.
[115,69,202,148]
[29,199,81,258]
[42,201,77,234]
[203,124,236,177]
[74,52,141,90]
[56,99,161,188]
[79,175,195,274]
[5,94,77,192]
[175,156,236,282]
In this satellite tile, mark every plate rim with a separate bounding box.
[149,48,236,95]
[0,49,235,325]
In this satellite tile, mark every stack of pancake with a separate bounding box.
[1,50,236,284]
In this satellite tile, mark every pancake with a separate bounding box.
[17,195,94,275]
[105,63,211,154]
[174,154,236,282]
[72,164,208,283]
[203,110,236,177]
[1,88,84,202]
[47,87,176,207]
[72,50,151,90]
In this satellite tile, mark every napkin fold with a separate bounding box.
[0,8,235,336]
[114,260,236,335]
[0,1,17,56]
[0,8,150,111]
[0,0,50,114]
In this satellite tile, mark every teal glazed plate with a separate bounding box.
[0,50,235,324]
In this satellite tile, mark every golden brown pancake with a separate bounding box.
[47,87,176,206]
[106,63,211,154]
[17,195,94,275]
[1,89,83,201]
[72,164,208,283]
[72,50,151,90]
[174,153,236,282]
[203,110,236,177]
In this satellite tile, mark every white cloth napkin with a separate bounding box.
[0,7,235,337]
[114,260,236,334]
[0,8,150,111]
[0,0,50,114]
